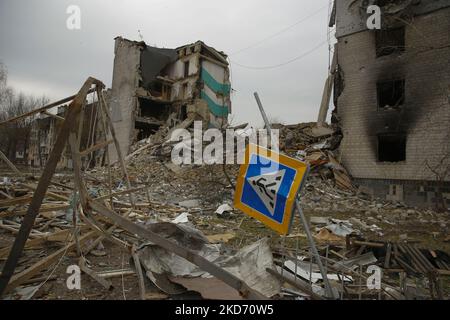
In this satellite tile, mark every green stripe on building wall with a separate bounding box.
[201,68,231,95]
[201,91,229,117]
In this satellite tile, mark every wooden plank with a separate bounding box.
[79,139,113,157]
[0,229,74,259]
[437,269,450,276]
[50,181,74,191]
[42,111,65,121]
[112,200,151,208]
[0,149,22,175]
[353,240,385,248]
[399,244,427,274]
[0,204,70,219]
[0,190,13,199]
[79,257,113,290]
[94,186,146,201]
[20,183,70,202]
[131,245,146,300]
[411,246,435,271]
[21,275,58,285]
[0,221,43,239]
[266,267,324,300]
[135,116,165,126]
[356,245,366,256]
[385,243,392,269]
[330,249,346,259]
[396,255,419,275]
[0,77,104,297]
[0,196,33,208]
[4,231,96,292]
[97,269,135,279]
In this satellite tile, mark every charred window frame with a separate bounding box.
[182,83,189,99]
[184,60,190,78]
[375,0,400,7]
[377,79,405,110]
[377,133,406,162]
[180,105,188,120]
[375,27,405,57]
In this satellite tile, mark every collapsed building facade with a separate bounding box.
[330,0,450,208]
[27,102,104,169]
[107,37,232,162]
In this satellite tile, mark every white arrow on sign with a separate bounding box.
[247,169,285,216]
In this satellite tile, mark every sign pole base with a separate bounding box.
[295,199,336,299]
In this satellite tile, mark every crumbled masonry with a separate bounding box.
[0,105,448,299]
[1,0,449,299]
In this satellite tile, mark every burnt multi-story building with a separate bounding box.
[330,0,450,208]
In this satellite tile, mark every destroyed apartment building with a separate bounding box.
[13,37,232,168]
[0,97,104,170]
[107,37,232,163]
[328,0,450,208]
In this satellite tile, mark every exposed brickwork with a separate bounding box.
[355,178,450,209]
[336,8,450,185]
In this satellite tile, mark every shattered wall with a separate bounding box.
[108,38,142,163]
[334,3,450,207]
[108,37,232,163]
[201,59,232,128]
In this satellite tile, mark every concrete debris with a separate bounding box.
[332,252,378,272]
[324,219,358,237]
[177,199,200,209]
[171,212,190,224]
[215,203,233,216]
[310,216,330,225]
[314,228,345,243]
[205,233,235,243]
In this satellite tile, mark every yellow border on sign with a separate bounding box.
[233,144,308,235]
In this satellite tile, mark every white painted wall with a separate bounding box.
[108,38,141,163]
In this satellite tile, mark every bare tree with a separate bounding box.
[424,139,450,212]
[0,61,49,164]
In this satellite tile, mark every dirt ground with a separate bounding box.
[0,157,449,300]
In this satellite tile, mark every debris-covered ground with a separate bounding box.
[1,121,449,300]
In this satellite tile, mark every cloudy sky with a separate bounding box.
[0,0,335,125]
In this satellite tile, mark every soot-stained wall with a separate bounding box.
[336,7,450,182]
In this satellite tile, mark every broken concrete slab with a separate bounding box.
[177,199,201,208]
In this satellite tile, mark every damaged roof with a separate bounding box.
[332,0,450,37]
[113,36,228,64]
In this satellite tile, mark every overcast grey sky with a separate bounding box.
[0,0,335,125]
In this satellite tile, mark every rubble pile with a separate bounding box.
[0,114,449,300]
[273,122,341,152]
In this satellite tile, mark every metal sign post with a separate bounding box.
[253,92,336,299]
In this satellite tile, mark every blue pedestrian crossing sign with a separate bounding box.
[234,144,309,235]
